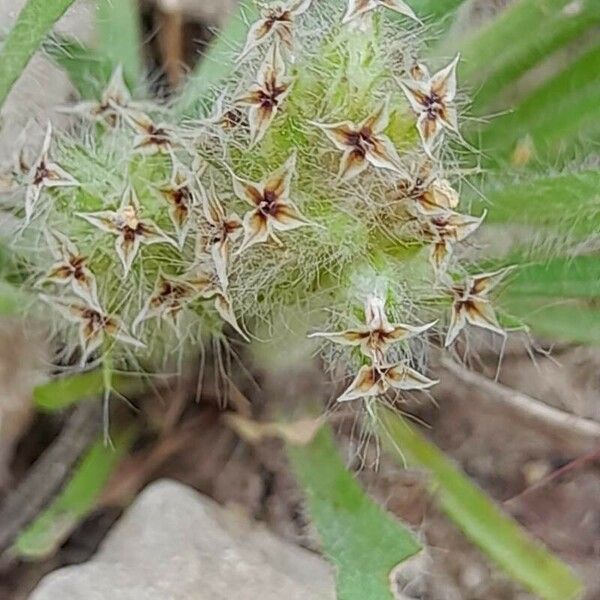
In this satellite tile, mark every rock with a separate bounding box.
[30,479,336,600]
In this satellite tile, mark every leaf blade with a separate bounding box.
[288,425,421,600]
[378,408,583,600]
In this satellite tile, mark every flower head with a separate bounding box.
[235,45,292,146]
[77,185,177,277]
[42,295,143,365]
[314,99,404,181]
[233,153,311,253]
[42,230,98,307]
[445,268,511,346]
[342,0,419,25]
[238,0,312,61]
[398,54,460,155]
[338,362,437,402]
[24,123,79,223]
[199,184,243,289]
[310,294,435,362]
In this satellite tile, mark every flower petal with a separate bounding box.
[464,298,504,336]
[24,185,42,223]
[265,153,296,201]
[115,233,142,276]
[430,54,460,102]
[308,329,370,346]
[360,99,391,134]
[338,148,368,181]
[398,79,430,113]
[342,0,376,24]
[365,134,403,173]
[77,210,120,234]
[379,0,419,21]
[42,161,80,188]
[248,104,278,146]
[237,18,275,62]
[213,293,250,341]
[237,210,270,253]
[385,363,438,390]
[313,121,358,152]
[384,320,437,342]
[416,113,443,154]
[271,201,310,232]
[232,178,264,207]
[444,302,467,346]
[338,365,383,401]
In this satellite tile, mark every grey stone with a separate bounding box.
[30,479,335,600]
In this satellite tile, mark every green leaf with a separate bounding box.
[34,370,141,412]
[475,170,600,238]
[455,0,600,111]
[177,0,260,116]
[503,298,600,345]
[14,427,135,559]
[43,35,114,98]
[504,257,600,299]
[475,44,600,164]
[287,425,421,600]
[0,0,77,110]
[95,0,142,88]
[378,408,583,600]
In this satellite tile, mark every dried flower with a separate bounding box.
[421,210,485,272]
[42,230,98,307]
[238,0,312,61]
[310,295,435,362]
[445,269,510,346]
[42,295,143,365]
[235,45,292,146]
[199,184,243,289]
[313,99,403,181]
[24,123,79,224]
[342,0,419,24]
[398,54,460,155]
[338,361,437,402]
[233,153,311,253]
[126,112,177,155]
[159,166,200,246]
[63,65,144,127]
[77,185,177,276]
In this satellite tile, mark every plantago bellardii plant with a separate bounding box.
[5,0,510,400]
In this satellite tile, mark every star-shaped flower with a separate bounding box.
[445,269,510,346]
[235,44,292,146]
[232,153,311,253]
[421,209,485,272]
[134,268,248,341]
[77,185,177,277]
[42,295,144,365]
[309,295,435,363]
[61,65,146,128]
[338,361,437,402]
[158,167,200,246]
[126,112,177,155]
[199,184,243,289]
[24,122,79,224]
[42,230,99,306]
[398,54,460,155]
[398,161,459,215]
[238,0,312,61]
[342,0,419,25]
[313,99,404,181]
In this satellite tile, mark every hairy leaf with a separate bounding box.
[288,425,421,600]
